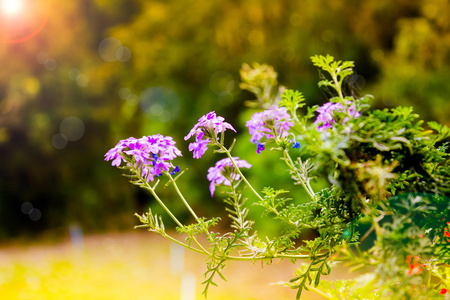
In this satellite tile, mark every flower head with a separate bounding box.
[246,105,293,153]
[105,134,182,182]
[207,157,251,197]
[314,100,360,131]
[406,255,423,276]
[185,111,236,159]
[256,142,265,154]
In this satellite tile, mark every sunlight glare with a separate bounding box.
[1,0,23,16]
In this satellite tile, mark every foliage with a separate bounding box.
[1,0,449,242]
[108,55,450,299]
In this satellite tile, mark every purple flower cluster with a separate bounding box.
[314,101,360,131]
[184,111,236,159]
[207,157,251,197]
[246,105,293,153]
[105,134,182,182]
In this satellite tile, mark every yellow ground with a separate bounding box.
[0,231,350,299]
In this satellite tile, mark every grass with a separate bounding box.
[0,231,351,299]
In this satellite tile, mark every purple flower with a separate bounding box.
[188,132,210,159]
[256,143,265,154]
[105,134,182,182]
[314,101,360,131]
[170,166,181,175]
[246,105,293,152]
[207,157,252,197]
[185,111,236,159]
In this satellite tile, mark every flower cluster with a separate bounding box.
[314,100,360,131]
[246,105,293,153]
[406,255,423,276]
[185,111,236,159]
[445,222,450,242]
[207,157,251,197]
[104,134,182,181]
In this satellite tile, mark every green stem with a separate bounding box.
[283,149,316,200]
[120,155,181,227]
[161,232,208,255]
[331,69,344,101]
[167,173,200,221]
[224,252,328,261]
[219,144,264,202]
[146,177,210,255]
[143,180,184,228]
[165,173,210,255]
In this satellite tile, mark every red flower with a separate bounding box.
[406,255,422,276]
[440,288,447,295]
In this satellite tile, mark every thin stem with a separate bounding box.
[224,252,329,261]
[161,232,208,255]
[167,173,200,221]
[120,154,183,227]
[219,143,264,202]
[146,177,210,255]
[283,149,316,200]
[143,179,184,228]
[331,69,344,101]
[129,160,210,255]
[165,173,210,255]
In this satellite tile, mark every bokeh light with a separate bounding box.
[0,0,48,44]
[321,29,335,43]
[52,133,68,149]
[29,208,42,221]
[139,87,180,122]
[60,116,85,142]
[98,37,132,62]
[1,0,24,17]
[209,71,234,95]
[118,87,131,100]
[280,47,296,62]
[20,202,33,214]
[68,68,89,87]
[20,201,41,221]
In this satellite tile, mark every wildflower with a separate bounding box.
[207,157,251,197]
[188,133,210,159]
[440,288,448,295]
[185,111,236,159]
[170,166,181,175]
[406,255,423,276]
[105,134,182,182]
[292,141,301,149]
[256,143,265,154]
[314,100,360,131]
[445,230,450,242]
[246,105,293,153]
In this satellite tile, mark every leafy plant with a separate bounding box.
[106,55,450,299]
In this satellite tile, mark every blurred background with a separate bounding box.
[0,0,449,298]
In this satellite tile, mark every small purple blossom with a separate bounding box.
[314,101,360,131]
[185,111,236,159]
[170,166,181,175]
[256,143,265,154]
[105,134,182,182]
[292,141,301,149]
[207,157,252,197]
[246,105,293,152]
[188,132,210,159]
